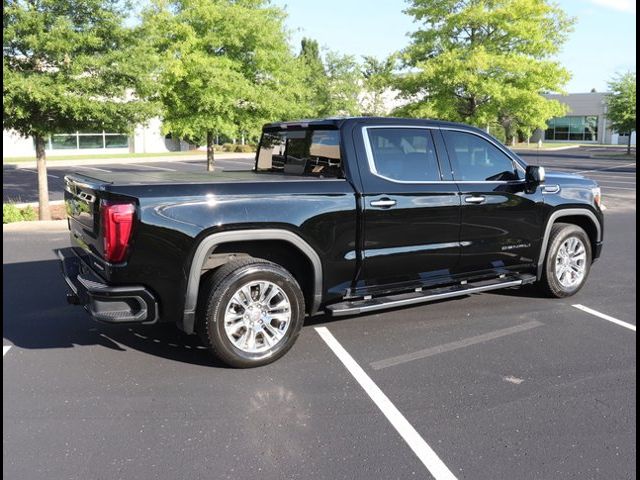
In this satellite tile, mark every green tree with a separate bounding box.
[606,72,636,154]
[298,38,329,116]
[297,39,363,118]
[144,0,309,171]
[323,52,363,116]
[3,0,157,219]
[361,55,397,116]
[396,0,574,144]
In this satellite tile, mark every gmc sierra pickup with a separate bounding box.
[59,117,604,367]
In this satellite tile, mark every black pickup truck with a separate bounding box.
[59,117,604,367]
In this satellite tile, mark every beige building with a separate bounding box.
[531,92,636,145]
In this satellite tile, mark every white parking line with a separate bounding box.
[601,186,637,191]
[371,321,544,370]
[573,305,636,332]
[315,326,457,480]
[3,346,12,357]
[576,162,636,174]
[129,163,177,172]
[594,179,637,185]
[75,166,112,173]
[22,169,60,179]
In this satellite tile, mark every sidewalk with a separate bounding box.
[4,152,255,169]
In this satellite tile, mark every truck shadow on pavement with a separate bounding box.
[3,258,228,368]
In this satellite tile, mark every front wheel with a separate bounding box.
[197,258,305,368]
[539,223,592,298]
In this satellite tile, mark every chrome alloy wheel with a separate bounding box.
[223,281,292,354]
[554,236,587,288]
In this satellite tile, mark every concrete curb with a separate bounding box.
[510,145,581,152]
[5,152,255,169]
[3,219,68,232]
[12,200,65,208]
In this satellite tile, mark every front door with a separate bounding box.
[355,126,462,294]
[440,129,544,275]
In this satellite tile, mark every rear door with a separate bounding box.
[354,125,461,294]
[440,129,544,275]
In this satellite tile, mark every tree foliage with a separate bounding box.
[3,0,157,218]
[143,0,311,168]
[396,0,574,144]
[606,71,636,153]
[297,39,363,118]
[361,55,397,116]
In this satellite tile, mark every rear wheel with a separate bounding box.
[539,223,592,298]
[197,258,305,368]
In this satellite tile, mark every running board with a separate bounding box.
[326,274,536,317]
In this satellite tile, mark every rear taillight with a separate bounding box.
[101,201,135,263]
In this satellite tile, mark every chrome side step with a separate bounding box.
[326,274,536,317]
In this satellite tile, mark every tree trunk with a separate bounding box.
[35,135,51,221]
[627,133,632,155]
[206,131,215,171]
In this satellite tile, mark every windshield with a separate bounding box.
[255,129,343,178]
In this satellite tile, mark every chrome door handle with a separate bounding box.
[465,196,486,204]
[370,198,397,208]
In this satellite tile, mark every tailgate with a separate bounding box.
[64,174,110,268]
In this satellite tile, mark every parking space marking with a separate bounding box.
[74,166,112,173]
[572,305,636,332]
[370,321,544,370]
[3,346,11,357]
[595,180,637,184]
[128,163,177,172]
[576,162,636,174]
[22,169,60,179]
[315,326,457,480]
[601,186,637,191]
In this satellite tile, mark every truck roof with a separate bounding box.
[263,116,480,131]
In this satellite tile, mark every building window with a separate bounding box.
[47,131,129,150]
[545,116,598,142]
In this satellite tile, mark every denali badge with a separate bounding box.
[501,243,531,251]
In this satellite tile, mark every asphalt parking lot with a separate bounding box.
[3,148,636,480]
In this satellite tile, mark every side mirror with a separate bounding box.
[525,165,545,185]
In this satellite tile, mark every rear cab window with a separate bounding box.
[256,128,343,178]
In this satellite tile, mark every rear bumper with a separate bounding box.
[58,248,158,324]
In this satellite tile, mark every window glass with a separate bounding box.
[544,116,598,141]
[443,130,519,181]
[366,128,440,182]
[105,135,128,148]
[256,129,342,178]
[78,135,104,149]
[51,134,77,150]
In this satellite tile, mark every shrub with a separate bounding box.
[234,144,255,153]
[3,203,37,223]
[222,143,235,152]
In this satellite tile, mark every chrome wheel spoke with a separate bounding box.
[555,236,587,288]
[223,280,292,354]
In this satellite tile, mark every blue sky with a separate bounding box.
[273,0,636,93]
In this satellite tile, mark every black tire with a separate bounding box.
[539,223,592,298]
[197,258,305,368]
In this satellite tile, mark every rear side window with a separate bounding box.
[443,130,520,181]
[256,129,343,178]
[366,128,441,182]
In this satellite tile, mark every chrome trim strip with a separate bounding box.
[536,208,602,280]
[183,229,323,334]
[328,279,523,316]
